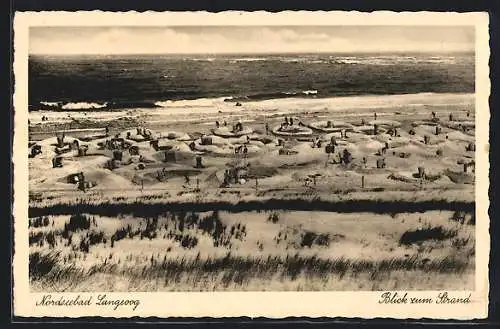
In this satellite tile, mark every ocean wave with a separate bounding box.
[229,57,267,63]
[279,59,328,64]
[40,101,60,107]
[279,58,308,63]
[30,92,473,114]
[225,90,320,102]
[61,102,108,110]
[185,58,216,62]
[155,91,319,107]
[32,100,160,111]
[245,56,461,65]
[333,56,458,65]
[154,97,228,108]
[175,55,460,66]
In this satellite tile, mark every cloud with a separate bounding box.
[29,26,474,55]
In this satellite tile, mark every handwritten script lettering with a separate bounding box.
[35,294,140,311]
[379,292,471,305]
[378,292,408,304]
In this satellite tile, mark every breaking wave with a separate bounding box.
[177,55,461,65]
[225,90,320,102]
[154,97,228,108]
[40,101,60,107]
[61,102,108,110]
[332,55,458,65]
[33,101,160,111]
[229,57,268,63]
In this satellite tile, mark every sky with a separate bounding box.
[29,26,475,55]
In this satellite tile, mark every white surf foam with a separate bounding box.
[61,102,108,110]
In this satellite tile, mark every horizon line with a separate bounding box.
[29,50,475,56]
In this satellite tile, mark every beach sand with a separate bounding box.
[28,92,475,206]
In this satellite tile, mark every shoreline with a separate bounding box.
[28,93,475,142]
[29,92,474,119]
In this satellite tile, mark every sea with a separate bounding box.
[28,52,474,111]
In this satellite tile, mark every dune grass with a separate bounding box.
[28,208,475,292]
[399,225,458,246]
[30,249,472,292]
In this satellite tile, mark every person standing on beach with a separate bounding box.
[265,123,269,135]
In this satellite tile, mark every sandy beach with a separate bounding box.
[29,92,475,207]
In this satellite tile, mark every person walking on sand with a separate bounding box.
[265,122,269,135]
[184,174,190,186]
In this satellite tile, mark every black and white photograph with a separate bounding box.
[13,11,490,318]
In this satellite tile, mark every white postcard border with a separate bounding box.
[13,11,490,319]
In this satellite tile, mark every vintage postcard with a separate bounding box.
[12,11,490,319]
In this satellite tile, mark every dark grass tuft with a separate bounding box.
[300,231,331,248]
[62,214,91,237]
[29,251,60,280]
[29,216,50,228]
[399,225,458,245]
[88,231,105,246]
